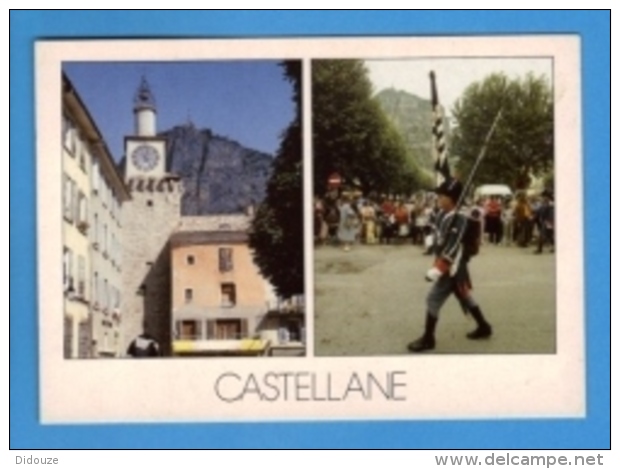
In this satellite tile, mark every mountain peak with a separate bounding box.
[160,126,273,215]
[375,87,450,171]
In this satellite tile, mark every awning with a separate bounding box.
[172,339,270,355]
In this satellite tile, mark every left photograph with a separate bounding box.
[60,60,305,359]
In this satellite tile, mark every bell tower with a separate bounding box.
[125,77,167,180]
[121,77,183,356]
[134,76,157,137]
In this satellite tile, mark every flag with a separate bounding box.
[430,71,451,185]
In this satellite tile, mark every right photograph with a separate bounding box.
[312,58,555,356]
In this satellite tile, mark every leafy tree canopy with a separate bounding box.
[248,61,303,299]
[313,60,425,196]
[451,72,553,190]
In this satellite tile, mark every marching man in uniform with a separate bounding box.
[408,177,493,353]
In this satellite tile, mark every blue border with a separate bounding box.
[10,10,610,449]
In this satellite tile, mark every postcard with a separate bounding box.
[36,36,583,423]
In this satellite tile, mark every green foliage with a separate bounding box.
[248,61,303,299]
[312,60,424,195]
[451,73,554,190]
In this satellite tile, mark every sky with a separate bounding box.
[365,57,553,117]
[62,61,295,161]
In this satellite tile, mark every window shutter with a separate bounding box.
[240,318,249,339]
[206,320,215,340]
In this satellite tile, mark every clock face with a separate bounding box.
[131,145,160,172]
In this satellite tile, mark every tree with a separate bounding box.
[312,60,422,195]
[451,73,553,190]
[248,61,303,299]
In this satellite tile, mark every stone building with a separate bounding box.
[121,78,183,356]
[116,76,304,358]
[62,74,130,358]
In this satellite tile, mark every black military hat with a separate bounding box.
[435,178,464,202]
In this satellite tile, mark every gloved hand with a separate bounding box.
[425,267,443,282]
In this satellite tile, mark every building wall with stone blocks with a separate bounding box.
[121,176,183,356]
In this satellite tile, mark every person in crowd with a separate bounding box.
[502,195,515,246]
[337,195,359,252]
[533,189,555,254]
[513,192,533,247]
[484,196,503,245]
[413,199,427,246]
[324,195,340,246]
[394,200,411,243]
[379,196,396,244]
[360,200,377,244]
[313,196,326,246]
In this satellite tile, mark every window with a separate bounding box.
[63,117,76,155]
[187,255,195,266]
[62,114,72,150]
[93,214,99,249]
[108,186,112,209]
[103,279,109,311]
[70,128,77,155]
[146,200,153,207]
[184,288,193,304]
[77,192,88,233]
[63,175,74,222]
[98,219,104,251]
[77,255,86,298]
[91,160,100,195]
[103,223,108,254]
[208,319,246,340]
[63,247,73,291]
[110,233,115,264]
[110,190,116,219]
[72,185,81,223]
[176,320,201,340]
[79,145,86,172]
[218,248,233,272]
[220,283,236,308]
[93,272,99,307]
[101,182,108,208]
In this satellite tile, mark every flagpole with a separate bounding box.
[430,71,449,186]
[454,107,503,211]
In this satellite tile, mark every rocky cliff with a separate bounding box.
[160,124,273,215]
[375,87,451,173]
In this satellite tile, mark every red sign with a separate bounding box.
[328,172,342,187]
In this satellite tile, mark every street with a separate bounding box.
[314,242,556,355]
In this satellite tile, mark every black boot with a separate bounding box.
[467,306,492,339]
[408,314,437,352]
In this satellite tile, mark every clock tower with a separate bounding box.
[125,77,167,179]
[121,77,183,356]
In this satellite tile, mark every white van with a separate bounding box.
[474,184,513,199]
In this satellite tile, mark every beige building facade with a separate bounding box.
[62,74,130,358]
[89,132,131,358]
[170,216,305,356]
